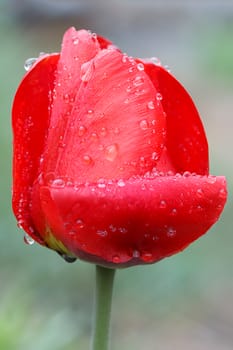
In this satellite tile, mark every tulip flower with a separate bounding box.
[12,27,227,267]
[12,27,227,350]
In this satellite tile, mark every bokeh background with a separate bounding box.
[0,1,233,349]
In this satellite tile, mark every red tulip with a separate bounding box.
[12,27,227,267]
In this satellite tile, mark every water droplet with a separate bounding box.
[73,38,79,45]
[151,152,159,161]
[76,219,84,229]
[81,61,94,82]
[105,144,119,162]
[219,188,226,199]
[156,92,163,101]
[137,62,144,71]
[112,255,121,263]
[119,227,128,234]
[133,250,140,258]
[164,64,171,72]
[109,224,117,232]
[63,93,70,103]
[133,76,144,87]
[97,182,106,189]
[122,54,128,63]
[82,155,92,165]
[141,252,153,262]
[24,233,35,245]
[61,254,77,263]
[159,200,167,209]
[90,132,99,141]
[78,125,87,136]
[87,109,93,116]
[140,119,149,130]
[166,226,176,238]
[24,57,37,71]
[100,127,107,137]
[207,176,217,184]
[117,179,126,187]
[183,171,192,177]
[128,67,134,73]
[147,101,155,110]
[51,178,65,188]
[141,183,147,190]
[170,208,178,216]
[96,230,108,237]
[196,188,204,198]
[150,57,161,66]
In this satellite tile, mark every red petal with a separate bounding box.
[143,62,209,175]
[43,28,101,177]
[12,54,59,242]
[32,174,227,267]
[47,51,166,183]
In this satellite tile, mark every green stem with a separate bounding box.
[91,265,116,350]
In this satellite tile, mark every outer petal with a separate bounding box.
[42,28,101,177]
[31,175,227,267]
[143,62,209,175]
[46,50,166,183]
[12,54,59,242]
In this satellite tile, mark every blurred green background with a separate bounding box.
[0,1,233,349]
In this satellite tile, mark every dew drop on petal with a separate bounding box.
[112,255,121,263]
[183,171,192,177]
[166,226,177,238]
[122,54,128,63]
[219,188,226,199]
[82,155,93,165]
[159,200,167,209]
[87,109,93,116]
[109,224,117,232]
[52,178,65,188]
[119,227,128,234]
[147,101,155,110]
[61,254,77,263]
[140,119,149,130]
[105,144,119,162]
[76,219,84,229]
[117,179,126,187]
[97,182,106,189]
[141,252,153,262]
[24,233,35,245]
[156,92,163,101]
[133,250,140,258]
[133,75,144,86]
[96,230,108,237]
[196,188,204,198]
[72,38,79,45]
[170,208,178,216]
[90,132,99,141]
[78,125,87,136]
[24,57,37,71]
[137,62,144,71]
[151,152,159,161]
[150,57,161,66]
[100,127,107,137]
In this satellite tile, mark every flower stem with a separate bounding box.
[92,265,116,350]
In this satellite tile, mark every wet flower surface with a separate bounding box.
[12,27,227,267]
